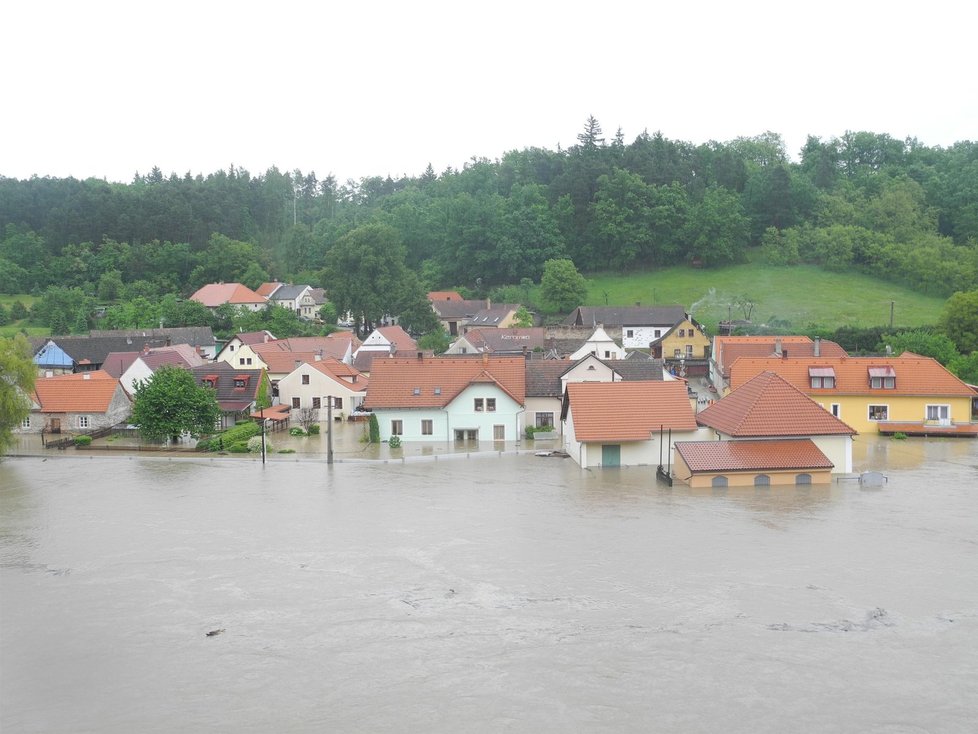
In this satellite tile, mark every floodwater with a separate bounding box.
[1,437,977,733]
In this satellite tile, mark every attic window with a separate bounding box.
[233,376,250,388]
[434,387,441,395]
[413,387,421,396]
[868,366,896,389]
[202,374,218,388]
[808,367,835,389]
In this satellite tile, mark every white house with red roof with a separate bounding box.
[560,380,707,468]
[189,282,268,312]
[363,354,526,443]
[695,370,857,475]
[277,358,368,421]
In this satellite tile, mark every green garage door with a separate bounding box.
[601,444,621,467]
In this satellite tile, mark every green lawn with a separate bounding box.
[581,265,945,334]
[0,294,46,339]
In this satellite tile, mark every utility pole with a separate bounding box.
[890,301,895,329]
[326,396,334,465]
[260,405,266,465]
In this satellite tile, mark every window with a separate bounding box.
[333,397,343,409]
[21,417,31,429]
[486,398,496,412]
[810,376,836,388]
[711,476,728,488]
[292,397,301,409]
[870,376,895,389]
[78,416,90,429]
[474,398,484,412]
[421,419,433,435]
[312,397,321,409]
[239,357,246,365]
[809,367,836,389]
[626,329,634,338]
[926,404,950,423]
[831,404,841,418]
[796,474,812,485]
[685,344,693,358]
[302,374,310,385]
[535,412,554,428]
[604,351,612,359]
[678,329,686,337]
[433,387,441,396]
[493,425,505,441]
[460,347,467,354]
[868,405,888,421]
[246,358,252,365]
[413,387,421,396]
[229,345,235,352]
[754,474,771,487]
[391,420,403,436]
[675,349,682,358]
[654,329,662,338]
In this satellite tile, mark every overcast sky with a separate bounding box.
[3,1,975,185]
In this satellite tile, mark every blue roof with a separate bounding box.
[33,341,74,368]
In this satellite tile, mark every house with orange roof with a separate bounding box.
[710,336,847,394]
[560,381,707,468]
[277,358,368,422]
[189,282,268,312]
[363,354,526,443]
[20,370,131,435]
[215,331,276,364]
[427,291,464,302]
[695,370,857,474]
[673,439,837,488]
[228,334,359,387]
[729,352,978,436]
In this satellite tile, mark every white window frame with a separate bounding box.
[925,404,950,424]
[21,416,31,429]
[474,398,484,412]
[830,403,841,418]
[421,419,433,436]
[535,412,554,429]
[391,420,403,436]
[868,404,889,421]
[78,415,90,429]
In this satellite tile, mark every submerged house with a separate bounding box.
[21,370,131,435]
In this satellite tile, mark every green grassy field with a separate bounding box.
[581,265,945,334]
[0,294,46,339]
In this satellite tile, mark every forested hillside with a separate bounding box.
[2,119,976,304]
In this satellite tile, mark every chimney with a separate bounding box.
[774,337,782,356]
[165,336,171,347]
[782,348,788,359]
[814,337,821,357]
[486,298,491,309]
[142,343,150,355]
[482,352,489,365]
[417,352,423,360]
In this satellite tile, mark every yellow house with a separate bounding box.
[657,316,711,362]
[730,353,978,436]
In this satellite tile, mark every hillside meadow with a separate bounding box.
[581,265,945,334]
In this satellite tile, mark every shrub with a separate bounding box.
[307,424,320,435]
[73,435,92,447]
[227,442,250,453]
[892,432,908,440]
[289,427,307,436]
[205,421,260,451]
[247,436,269,453]
[368,414,380,443]
[388,435,401,448]
[525,426,538,440]
[277,448,296,454]
[195,438,211,451]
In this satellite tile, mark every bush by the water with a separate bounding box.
[73,435,92,447]
[388,434,401,448]
[307,424,320,435]
[247,436,269,453]
[289,427,307,436]
[200,421,260,451]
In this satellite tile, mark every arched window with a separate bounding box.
[711,476,728,488]
[796,473,812,485]
[754,474,771,487]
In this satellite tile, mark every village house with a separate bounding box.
[561,380,707,468]
[19,370,131,436]
[364,354,526,443]
[710,336,847,394]
[672,439,837,489]
[446,327,546,356]
[729,352,978,436]
[562,306,687,349]
[352,325,418,373]
[694,370,857,474]
[189,282,268,312]
[191,364,266,429]
[568,326,626,361]
[118,347,208,396]
[215,330,276,366]
[276,358,368,422]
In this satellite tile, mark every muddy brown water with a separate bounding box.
[1,436,976,733]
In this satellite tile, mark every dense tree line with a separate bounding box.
[2,120,976,305]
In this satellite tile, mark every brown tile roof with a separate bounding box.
[730,354,977,397]
[33,370,125,413]
[698,371,856,437]
[190,364,263,410]
[364,356,526,409]
[564,381,697,441]
[373,325,417,351]
[253,350,323,374]
[256,282,285,297]
[307,358,368,391]
[234,330,275,346]
[525,360,570,397]
[102,351,141,377]
[190,283,267,307]
[716,337,847,377]
[427,291,464,302]
[675,439,834,472]
[254,334,359,362]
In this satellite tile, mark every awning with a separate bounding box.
[868,366,896,378]
[808,367,835,377]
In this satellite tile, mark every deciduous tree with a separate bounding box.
[131,365,221,443]
[0,335,36,455]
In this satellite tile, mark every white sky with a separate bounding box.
[2,1,975,185]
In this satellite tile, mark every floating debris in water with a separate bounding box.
[205,628,225,637]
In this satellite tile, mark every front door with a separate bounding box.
[601,444,621,467]
[50,418,61,434]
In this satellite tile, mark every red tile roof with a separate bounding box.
[565,381,697,441]
[675,439,834,472]
[730,354,977,397]
[307,358,369,391]
[252,350,323,374]
[364,356,526,409]
[33,370,125,413]
[427,291,464,302]
[698,371,856,437]
[190,283,267,308]
[715,337,847,377]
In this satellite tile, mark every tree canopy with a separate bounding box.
[0,335,35,455]
[130,365,221,443]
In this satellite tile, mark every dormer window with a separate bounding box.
[809,367,835,389]
[201,374,218,388]
[868,366,896,389]
[434,387,441,395]
[413,387,421,396]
